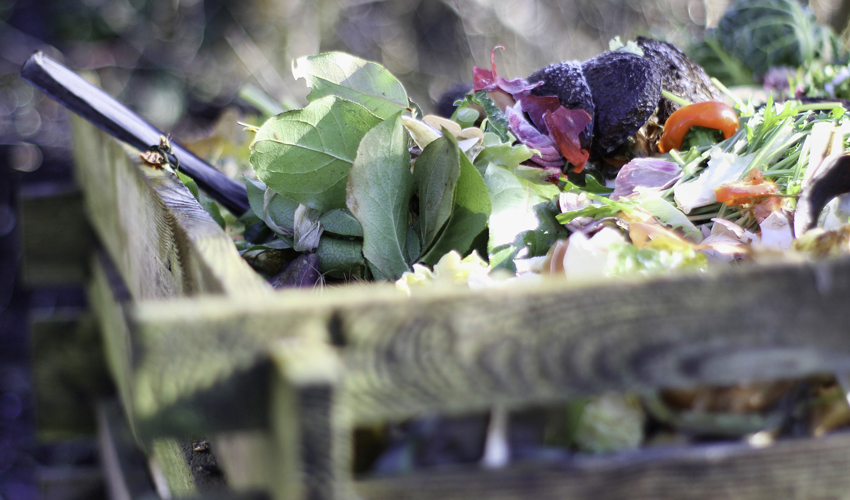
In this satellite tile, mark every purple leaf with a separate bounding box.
[611,158,682,200]
[505,102,564,169]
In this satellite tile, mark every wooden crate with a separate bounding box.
[71,113,850,500]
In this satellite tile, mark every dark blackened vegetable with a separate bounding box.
[581,50,662,157]
[636,37,722,123]
[527,61,595,148]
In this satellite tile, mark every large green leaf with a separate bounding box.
[483,162,565,270]
[293,52,409,120]
[249,96,382,212]
[346,112,413,280]
[419,153,491,266]
[414,134,461,250]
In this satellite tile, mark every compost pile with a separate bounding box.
[210,0,850,470]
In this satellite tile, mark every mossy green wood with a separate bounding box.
[112,255,850,437]
[70,115,269,301]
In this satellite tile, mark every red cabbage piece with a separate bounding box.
[473,46,543,97]
[505,102,564,169]
[611,158,682,200]
[543,107,592,173]
[475,47,593,173]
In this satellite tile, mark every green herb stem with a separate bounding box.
[661,90,692,107]
[710,77,745,109]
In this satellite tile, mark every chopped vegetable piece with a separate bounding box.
[714,169,779,206]
[658,101,739,153]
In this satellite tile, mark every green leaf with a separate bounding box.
[582,175,614,194]
[293,52,409,119]
[317,237,365,280]
[346,112,413,280]
[319,208,363,238]
[632,192,703,242]
[483,163,564,270]
[473,141,534,172]
[414,134,462,250]
[249,96,382,212]
[419,153,491,265]
[465,91,510,142]
[245,177,298,243]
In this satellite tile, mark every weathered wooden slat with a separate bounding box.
[71,116,269,300]
[97,400,159,500]
[355,432,850,500]
[120,254,850,435]
[20,185,93,286]
[268,337,352,500]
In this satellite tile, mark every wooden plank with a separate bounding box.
[97,400,159,500]
[354,433,850,500]
[121,254,850,435]
[89,251,138,435]
[31,311,112,439]
[71,115,269,300]
[268,337,352,500]
[20,184,93,286]
[150,438,198,497]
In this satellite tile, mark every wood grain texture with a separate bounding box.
[71,115,268,301]
[120,254,850,435]
[20,185,93,286]
[355,432,850,500]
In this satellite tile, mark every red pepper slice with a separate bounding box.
[658,101,739,153]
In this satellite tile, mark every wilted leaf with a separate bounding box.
[250,96,382,212]
[346,112,413,280]
[293,52,409,119]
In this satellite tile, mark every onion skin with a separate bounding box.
[658,101,739,153]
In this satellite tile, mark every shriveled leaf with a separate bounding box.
[415,134,461,250]
[319,208,363,237]
[250,96,382,212]
[293,52,409,119]
[346,112,413,280]
[419,153,491,265]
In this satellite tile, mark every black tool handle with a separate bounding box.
[21,51,250,216]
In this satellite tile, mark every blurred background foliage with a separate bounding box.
[0,0,847,172]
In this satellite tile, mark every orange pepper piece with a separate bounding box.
[658,101,739,153]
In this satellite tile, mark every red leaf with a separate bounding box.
[543,108,592,173]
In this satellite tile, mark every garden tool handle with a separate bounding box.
[21,51,250,216]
